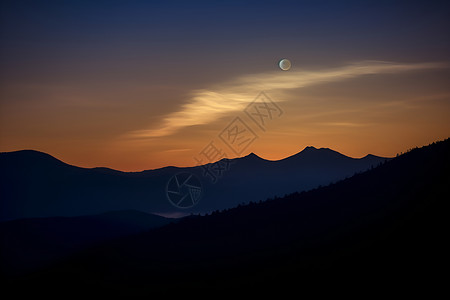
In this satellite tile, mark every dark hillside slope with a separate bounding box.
[8,139,450,293]
[0,210,173,275]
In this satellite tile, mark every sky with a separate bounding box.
[1,0,450,171]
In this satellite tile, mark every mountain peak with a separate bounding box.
[245,152,261,159]
[298,146,338,155]
[0,149,65,166]
[277,146,349,163]
[235,152,267,164]
[302,146,318,151]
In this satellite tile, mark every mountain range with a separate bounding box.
[3,139,447,294]
[0,147,388,221]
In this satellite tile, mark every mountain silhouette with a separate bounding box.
[6,139,447,294]
[0,148,389,221]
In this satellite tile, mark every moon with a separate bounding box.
[279,58,291,71]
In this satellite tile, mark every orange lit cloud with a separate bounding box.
[128,61,448,138]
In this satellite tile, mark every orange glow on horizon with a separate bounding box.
[1,62,449,171]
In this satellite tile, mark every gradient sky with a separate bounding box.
[1,0,450,171]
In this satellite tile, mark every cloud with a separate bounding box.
[128,61,447,138]
[315,122,370,127]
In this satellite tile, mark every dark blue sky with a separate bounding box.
[2,0,449,78]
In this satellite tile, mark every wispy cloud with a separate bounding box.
[315,122,370,127]
[161,148,192,153]
[128,61,447,138]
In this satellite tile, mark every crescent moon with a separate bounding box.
[279,59,291,71]
[278,58,291,71]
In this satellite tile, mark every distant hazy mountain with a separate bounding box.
[0,147,389,221]
[15,139,447,293]
[0,210,173,275]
